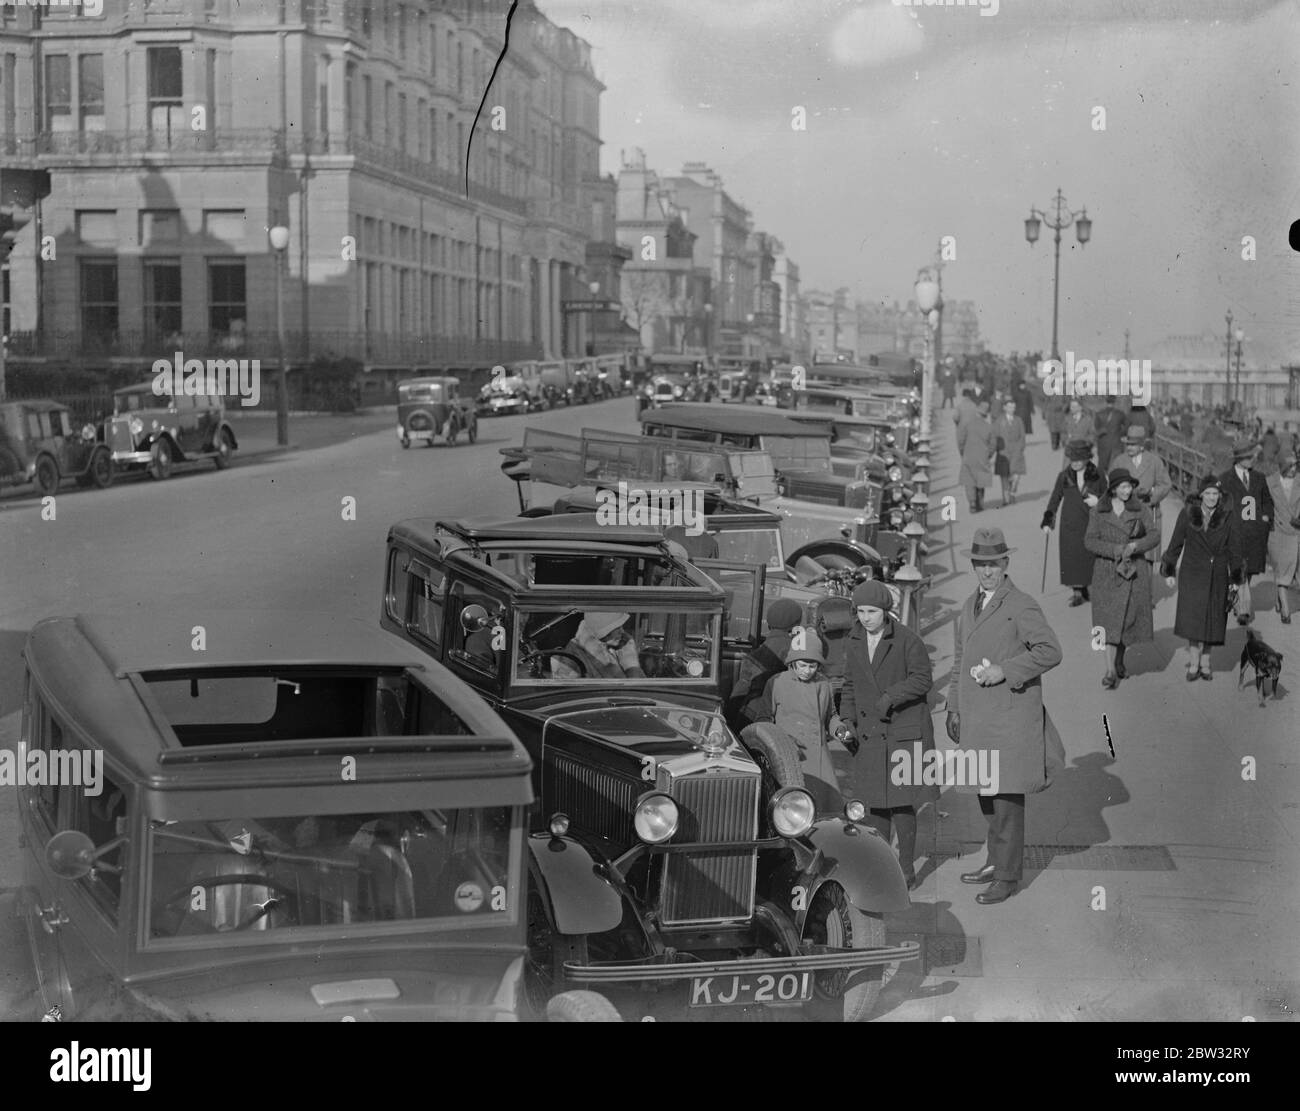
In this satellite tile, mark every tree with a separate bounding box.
[620,269,672,351]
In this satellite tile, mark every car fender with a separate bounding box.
[787,538,882,570]
[771,818,911,924]
[216,422,239,450]
[527,834,624,936]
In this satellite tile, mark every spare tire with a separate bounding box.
[547,991,623,1023]
[741,722,805,791]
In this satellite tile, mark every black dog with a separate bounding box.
[1238,629,1283,706]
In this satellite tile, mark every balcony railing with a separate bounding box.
[5,329,540,367]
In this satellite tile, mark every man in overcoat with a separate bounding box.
[1093,396,1127,476]
[1219,439,1274,624]
[838,580,935,889]
[1107,426,1172,565]
[1010,375,1035,435]
[946,528,1064,905]
[957,397,995,513]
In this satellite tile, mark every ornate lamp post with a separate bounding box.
[1225,310,1234,407]
[1233,326,1245,411]
[914,271,940,439]
[269,224,291,446]
[1024,189,1091,363]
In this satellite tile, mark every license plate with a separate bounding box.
[688,971,812,1008]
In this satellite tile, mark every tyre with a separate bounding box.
[523,888,589,1021]
[212,428,235,470]
[148,439,173,481]
[740,722,805,790]
[546,991,622,1023]
[400,436,410,449]
[34,455,59,496]
[801,883,889,1023]
[88,447,114,489]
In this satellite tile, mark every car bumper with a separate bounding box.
[111,450,153,466]
[562,940,920,985]
[399,426,436,442]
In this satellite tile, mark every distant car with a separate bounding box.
[107,384,238,480]
[398,376,477,448]
[479,375,534,417]
[14,610,621,1022]
[0,399,114,494]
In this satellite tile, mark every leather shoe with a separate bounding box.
[1067,593,1084,607]
[960,863,996,885]
[976,880,1018,904]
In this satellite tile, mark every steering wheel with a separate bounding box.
[519,649,589,678]
[163,874,300,932]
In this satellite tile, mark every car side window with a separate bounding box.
[386,548,413,624]
[447,582,503,676]
[75,769,128,921]
[25,410,45,440]
[409,562,446,648]
[32,695,67,831]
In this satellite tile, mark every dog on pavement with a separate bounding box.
[1238,629,1283,706]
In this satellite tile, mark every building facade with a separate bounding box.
[0,0,606,385]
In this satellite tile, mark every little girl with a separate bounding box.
[762,630,849,813]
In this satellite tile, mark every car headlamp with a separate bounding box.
[673,387,684,398]
[844,799,867,823]
[888,466,903,483]
[769,787,815,838]
[80,424,95,440]
[548,812,570,838]
[633,792,679,844]
[129,418,143,436]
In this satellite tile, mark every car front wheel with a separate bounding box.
[547,991,621,1023]
[213,428,235,470]
[149,439,173,481]
[89,447,114,489]
[801,882,889,1022]
[524,888,590,1021]
[34,455,59,495]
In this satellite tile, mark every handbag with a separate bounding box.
[1232,577,1252,619]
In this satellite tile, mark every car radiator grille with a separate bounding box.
[550,753,639,848]
[660,773,759,926]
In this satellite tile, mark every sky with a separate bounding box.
[539,0,1300,363]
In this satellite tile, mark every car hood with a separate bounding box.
[101,948,525,1022]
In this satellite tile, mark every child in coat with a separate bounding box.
[762,630,849,814]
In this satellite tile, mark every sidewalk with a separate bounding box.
[875,405,1298,1021]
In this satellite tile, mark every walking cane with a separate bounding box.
[1040,528,1050,593]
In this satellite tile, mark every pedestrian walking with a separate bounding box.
[1125,402,1156,441]
[1011,375,1035,436]
[1041,438,1106,605]
[761,631,847,813]
[1160,475,1244,680]
[939,361,957,409]
[1220,439,1274,625]
[947,528,1064,905]
[953,386,978,434]
[1261,426,1281,471]
[1060,396,1094,451]
[1106,426,1172,565]
[957,397,996,514]
[1045,395,1066,451]
[1264,449,1300,624]
[992,396,1027,506]
[1084,468,1159,689]
[837,580,935,890]
[727,597,804,723]
[1093,396,1127,473]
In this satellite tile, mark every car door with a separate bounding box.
[694,559,766,705]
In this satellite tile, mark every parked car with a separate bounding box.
[14,609,623,1022]
[0,399,114,494]
[398,376,478,448]
[107,383,238,480]
[380,515,920,1020]
[478,375,534,417]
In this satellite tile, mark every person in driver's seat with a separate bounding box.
[552,611,645,679]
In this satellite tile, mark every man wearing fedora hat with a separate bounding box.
[947,528,1063,905]
[1107,425,1172,566]
[1220,439,1274,625]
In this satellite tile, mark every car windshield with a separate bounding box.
[760,435,833,474]
[147,805,518,944]
[513,607,719,683]
[713,527,783,571]
[400,384,441,402]
[114,393,154,414]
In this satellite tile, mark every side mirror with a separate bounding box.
[45,830,97,880]
[460,603,493,633]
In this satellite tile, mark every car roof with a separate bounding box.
[399,376,457,386]
[640,404,832,437]
[1,398,69,413]
[432,513,670,546]
[113,382,163,396]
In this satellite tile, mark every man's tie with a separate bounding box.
[974,592,985,617]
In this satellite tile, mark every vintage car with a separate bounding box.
[380,515,920,1020]
[107,383,238,479]
[0,399,114,494]
[14,609,624,1022]
[478,374,535,417]
[398,376,478,447]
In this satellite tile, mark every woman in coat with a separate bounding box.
[1161,475,1243,679]
[992,397,1027,507]
[1011,376,1034,435]
[1041,439,1107,605]
[838,580,934,889]
[1084,468,1159,689]
[1060,397,1094,453]
[957,397,996,513]
[1265,450,1300,623]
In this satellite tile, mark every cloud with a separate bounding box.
[829,3,926,68]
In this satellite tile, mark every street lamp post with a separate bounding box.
[914,272,940,438]
[1225,310,1234,407]
[1024,188,1092,363]
[1234,327,1245,411]
[269,225,291,447]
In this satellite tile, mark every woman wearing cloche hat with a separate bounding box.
[836,578,935,889]
[1042,439,1107,606]
[1084,468,1159,689]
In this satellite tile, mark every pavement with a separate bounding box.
[0,393,1295,1021]
[870,404,1299,1021]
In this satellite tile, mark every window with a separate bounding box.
[360,0,371,37]
[207,259,246,337]
[398,92,407,152]
[45,54,72,132]
[76,209,116,245]
[385,81,395,146]
[76,770,127,918]
[80,260,118,341]
[203,209,246,242]
[363,75,372,138]
[318,54,330,136]
[147,47,184,135]
[447,582,503,676]
[78,53,104,132]
[140,209,180,245]
[144,260,182,343]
